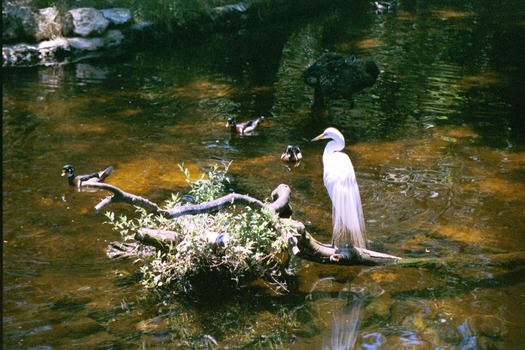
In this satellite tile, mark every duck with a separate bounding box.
[281,145,303,163]
[371,1,395,13]
[226,116,265,134]
[62,164,114,187]
[301,52,379,107]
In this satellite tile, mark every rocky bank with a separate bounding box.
[2,3,151,67]
[2,0,344,67]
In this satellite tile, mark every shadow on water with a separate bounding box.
[3,0,525,348]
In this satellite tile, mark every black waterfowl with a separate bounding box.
[301,52,379,107]
[62,164,114,187]
[226,116,265,134]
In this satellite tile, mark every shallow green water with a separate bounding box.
[3,0,525,348]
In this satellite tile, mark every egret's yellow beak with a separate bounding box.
[311,133,325,142]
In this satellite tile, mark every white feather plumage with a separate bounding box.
[313,128,367,249]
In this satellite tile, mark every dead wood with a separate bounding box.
[83,182,525,270]
[84,181,401,265]
[76,182,525,274]
[81,182,162,213]
[82,182,292,217]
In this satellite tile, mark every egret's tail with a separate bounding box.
[330,176,367,249]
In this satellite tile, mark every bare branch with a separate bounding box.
[165,193,266,217]
[267,184,292,216]
[81,182,164,214]
[83,181,292,219]
[85,181,403,265]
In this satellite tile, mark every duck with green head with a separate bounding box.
[281,145,303,163]
[62,164,114,187]
[226,116,265,134]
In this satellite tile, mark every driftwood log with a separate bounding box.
[84,181,525,270]
[83,181,401,265]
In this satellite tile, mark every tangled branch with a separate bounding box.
[83,181,401,265]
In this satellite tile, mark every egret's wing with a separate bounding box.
[323,152,366,248]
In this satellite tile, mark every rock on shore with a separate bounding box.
[2,4,149,67]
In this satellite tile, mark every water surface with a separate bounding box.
[3,0,525,348]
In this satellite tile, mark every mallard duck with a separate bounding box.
[301,52,379,106]
[226,116,265,134]
[281,145,303,162]
[371,1,394,12]
[62,164,114,187]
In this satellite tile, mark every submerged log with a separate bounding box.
[278,219,401,265]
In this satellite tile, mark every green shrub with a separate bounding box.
[105,162,292,294]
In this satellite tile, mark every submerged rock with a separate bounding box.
[3,29,131,67]
[2,44,39,66]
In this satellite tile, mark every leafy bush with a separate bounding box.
[105,163,292,294]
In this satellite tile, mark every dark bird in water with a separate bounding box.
[62,164,114,187]
[226,116,265,134]
[281,145,303,163]
[301,52,379,107]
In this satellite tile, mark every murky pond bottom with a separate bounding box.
[3,1,525,348]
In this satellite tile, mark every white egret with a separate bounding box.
[312,127,367,249]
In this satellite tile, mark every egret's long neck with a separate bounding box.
[323,139,344,157]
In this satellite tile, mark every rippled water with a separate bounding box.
[3,0,525,348]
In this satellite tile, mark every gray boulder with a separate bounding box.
[2,3,36,42]
[34,7,74,41]
[100,8,133,27]
[69,8,110,37]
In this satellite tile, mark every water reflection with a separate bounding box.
[322,290,365,350]
[75,63,109,84]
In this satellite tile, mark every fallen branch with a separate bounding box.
[86,181,525,273]
[278,219,401,265]
[395,251,525,269]
[82,182,292,217]
[81,182,163,214]
[84,181,402,265]
[132,219,402,266]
